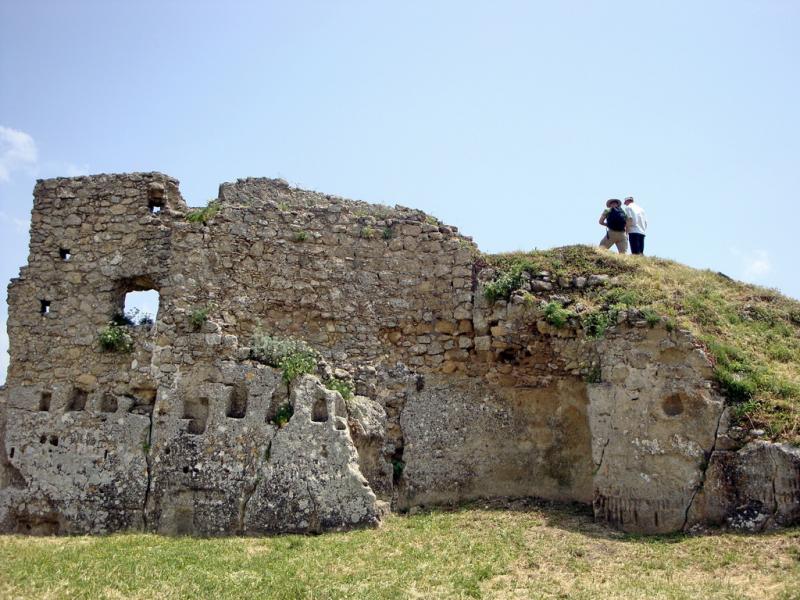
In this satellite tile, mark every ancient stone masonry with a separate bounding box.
[1,172,798,535]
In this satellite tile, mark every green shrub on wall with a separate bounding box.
[543,302,571,328]
[251,333,319,383]
[325,377,354,400]
[189,306,211,330]
[98,322,134,353]
[186,200,220,225]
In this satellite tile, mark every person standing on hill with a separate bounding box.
[598,199,629,253]
[624,196,648,255]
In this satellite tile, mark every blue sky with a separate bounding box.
[1,0,798,384]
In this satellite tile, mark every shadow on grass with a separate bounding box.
[393,496,799,545]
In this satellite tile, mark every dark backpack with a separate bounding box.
[606,206,627,231]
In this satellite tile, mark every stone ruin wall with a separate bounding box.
[1,172,798,536]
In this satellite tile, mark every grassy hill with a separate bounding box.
[480,245,800,445]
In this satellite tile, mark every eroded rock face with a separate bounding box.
[400,374,593,508]
[145,364,279,535]
[687,441,800,531]
[0,367,383,535]
[245,376,381,533]
[1,385,150,534]
[588,327,725,533]
[345,394,393,500]
[2,172,797,535]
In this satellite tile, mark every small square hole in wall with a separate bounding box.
[226,382,247,419]
[40,300,51,315]
[311,397,329,423]
[67,388,88,411]
[39,391,52,412]
[183,397,209,435]
[148,200,164,214]
[59,248,72,261]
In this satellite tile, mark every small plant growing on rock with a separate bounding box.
[521,292,537,308]
[382,226,394,240]
[483,260,537,302]
[642,308,661,328]
[582,309,616,339]
[251,333,319,383]
[392,458,405,480]
[360,226,376,240]
[484,270,523,303]
[186,199,220,225]
[325,377,354,400]
[272,403,294,428]
[544,301,571,328]
[189,306,211,330]
[585,366,602,384]
[98,322,134,352]
[279,352,317,383]
[292,230,308,242]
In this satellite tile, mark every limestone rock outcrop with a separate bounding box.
[587,327,726,533]
[1,172,797,535]
[687,441,800,531]
[0,365,382,535]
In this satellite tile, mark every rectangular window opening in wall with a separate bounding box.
[40,300,51,315]
[311,397,329,422]
[99,393,118,413]
[226,383,247,419]
[59,248,72,261]
[123,288,160,327]
[183,397,209,435]
[67,388,88,412]
[148,200,163,214]
[39,391,52,412]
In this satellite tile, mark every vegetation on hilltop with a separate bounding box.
[185,199,220,225]
[481,245,800,444]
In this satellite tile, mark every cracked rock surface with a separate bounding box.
[687,441,800,531]
[244,376,380,533]
[1,370,382,536]
[1,173,797,536]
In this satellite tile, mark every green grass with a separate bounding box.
[1,505,798,599]
[185,200,220,225]
[483,245,800,443]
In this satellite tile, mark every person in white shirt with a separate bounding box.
[623,196,648,255]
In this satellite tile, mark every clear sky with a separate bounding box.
[1,0,798,384]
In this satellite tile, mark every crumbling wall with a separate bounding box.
[1,172,796,535]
